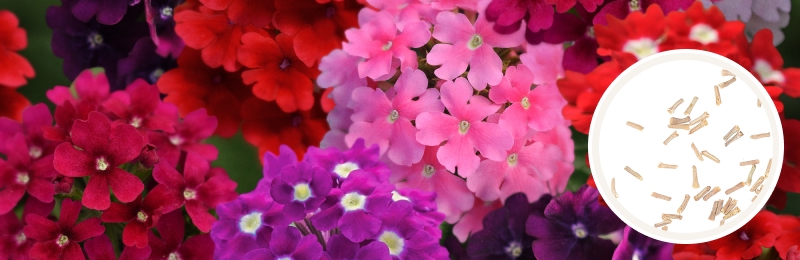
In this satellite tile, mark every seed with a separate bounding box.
[662,226,668,231]
[612,178,618,198]
[758,99,762,107]
[668,124,691,130]
[721,197,732,213]
[684,96,699,115]
[724,199,738,215]
[701,150,720,163]
[689,112,710,125]
[721,69,735,77]
[703,186,720,201]
[746,165,756,186]
[752,195,757,202]
[751,132,770,139]
[658,163,678,169]
[715,85,722,106]
[740,159,759,166]
[677,194,690,214]
[691,143,703,161]
[750,176,765,192]
[723,206,741,220]
[694,186,711,201]
[689,120,709,134]
[670,116,691,125]
[626,121,644,131]
[723,125,740,140]
[662,213,683,220]
[664,131,679,145]
[692,165,700,189]
[654,219,672,228]
[652,192,672,201]
[725,131,743,147]
[709,200,721,221]
[725,182,745,195]
[624,166,643,181]
[668,98,684,114]
[755,184,763,194]
[765,159,772,177]
[718,76,737,89]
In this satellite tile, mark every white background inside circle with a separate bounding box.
[588,50,783,244]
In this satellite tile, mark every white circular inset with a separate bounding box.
[588,50,784,244]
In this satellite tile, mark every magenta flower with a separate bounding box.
[100,185,177,248]
[242,226,323,260]
[0,198,54,259]
[0,104,59,160]
[211,194,285,259]
[84,235,152,260]
[343,11,430,80]
[152,153,238,232]
[594,0,693,25]
[42,100,93,143]
[426,12,524,90]
[147,108,219,167]
[358,201,448,259]
[305,139,391,184]
[415,77,513,177]
[53,112,145,210]
[46,69,111,106]
[0,134,57,214]
[488,65,566,138]
[23,199,105,260]
[102,79,175,133]
[270,162,332,220]
[467,137,562,202]
[148,210,214,260]
[346,68,443,166]
[389,146,473,223]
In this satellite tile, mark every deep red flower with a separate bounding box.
[272,0,359,67]
[152,153,237,232]
[595,5,667,61]
[157,48,252,138]
[101,185,177,248]
[556,59,629,134]
[0,134,57,214]
[663,2,745,58]
[23,199,105,260]
[0,86,30,122]
[0,198,54,260]
[42,100,95,143]
[672,243,716,260]
[148,210,214,260]
[707,210,781,259]
[53,112,146,210]
[778,119,800,193]
[0,104,59,160]
[0,10,34,88]
[147,108,219,167]
[46,69,111,107]
[174,5,267,72]
[102,79,176,133]
[198,0,275,28]
[238,33,320,112]
[84,234,152,260]
[775,214,800,259]
[747,29,800,99]
[241,98,328,160]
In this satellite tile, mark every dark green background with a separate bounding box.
[2,0,799,210]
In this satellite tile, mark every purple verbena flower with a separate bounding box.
[271,162,333,221]
[305,139,391,185]
[243,226,323,260]
[612,226,674,260]
[144,0,185,57]
[68,0,141,25]
[117,37,178,87]
[212,194,286,260]
[359,200,449,259]
[467,193,552,259]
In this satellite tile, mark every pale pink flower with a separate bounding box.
[365,0,438,30]
[415,77,513,177]
[426,11,524,90]
[520,43,566,84]
[452,197,501,242]
[421,0,478,11]
[467,137,561,202]
[489,65,566,138]
[343,11,431,80]
[530,123,575,195]
[347,68,443,166]
[389,146,474,223]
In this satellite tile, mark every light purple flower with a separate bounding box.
[271,162,333,220]
[211,194,285,259]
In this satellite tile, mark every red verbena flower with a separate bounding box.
[241,97,329,160]
[664,2,745,58]
[23,199,105,260]
[0,198,54,259]
[148,210,214,260]
[198,0,275,28]
[595,4,667,61]
[0,86,29,121]
[148,108,219,167]
[53,112,146,210]
[272,0,360,67]
[778,119,800,193]
[707,210,781,259]
[0,134,57,214]
[84,234,152,260]
[776,215,800,260]
[0,10,35,88]
[101,186,177,248]
[747,29,800,99]
[102,79,176,133]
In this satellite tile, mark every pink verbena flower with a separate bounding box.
[451,197,501,242]
[389,145,473,223]
[531,124,575,194]
[467,137,561,202]
[46,69,110,106]
[53,112,146,210]
[343,10,430,80]
[415,77,513,177]
[426,11,524,90]
[488,65,566,138]
[365,0,438,30]
[520,43,566,84]
[23,199,105,260]
[0,134,57,214]
[346,68,443,166]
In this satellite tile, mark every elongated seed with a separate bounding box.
[692,166,700,188]
[654,219,672,228]
[690,112,709,125]
[684,96,698,115]
[746,165,756,186]
[658,163,678,169]
[668,124,690,130]
[724,125,740,140]
[664,131,679,145]
[677,194,690,214]
[692,143,703,161]
[701,150,720,163]
[662,213,683,220]
[709,200,721,220]
[726,182,745,195]
[670,116,690,125]
[611,178,618,198]
[695,186,711,201]
[751,176,765,192]
[715,85,722,106]
[703,186,721,201]
[724,199,738,215]
[765,159,772,177]
[722,69,735,77]
[752,195,757,202]
[751,132,770,139]
[689,120,709,134]
[668,98,684,114]
[725,131,743,147]
[652,192,672,201]
[624,166,643,181]
[722,197,733,213]
[755,185,763,194]
[662,226,668,231]
[740,159,760,166]
[723,207,741,220]
[718,76,737,89]
[758,99,762,107]
[626,121,644,131]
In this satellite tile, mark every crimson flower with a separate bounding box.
[663,2,746,58]
[778,119,800,193]
[0,86,29,122]
[53,112,146,210]
[152,153,237,232]
[84,235,152,260]
[0,198,53,259]
[556,59,630,134]
[0,10,35,88]
[707,211,781,259]
[0,134,57,214]
[147,108,219,167]
[101,185,177,248]
[595,4,668,61]
[199,0,275,28]
[241,97,328,160]
[238,33,320,113]
[148,210,214,260]
[272,0,360,67]
[23,199,105,260]
[776,215,800,260]
[747,29,800,99]
[102,79,175,133]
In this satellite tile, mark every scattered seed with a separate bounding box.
[662,226,668,231]
[752,195,757,202]
[746,165,756,186]
[658,163,678,169]
[695,186,711,201]
[724,199,738,215]
[678,194,690,214]
[692,143,703,161]
[664,131,679,145]
[701,150,720,163]
[626,121,644,131]
[655,219,672,228]
[723,206,741,220]
[662,213,683,220]
[755,184,763,194]
[668,124,691,130]
[689,119,709,134]
[765,159,772,177]
[684,96,699,115]
[689,112,710,125]
[758,99,762,107]
[725,131,743,147]
[670,116,691,125]
[722,197,733,213]
[750,176,765,192]
[723,125,740,140]
[612,178,618,198]
[624,166,643,181]
[740,159,760,166]
[692,165,700,189]
[718,76,737,89]
[668,98,685,114]
[715,85,722,106]
[703,186,721,201]
[751,132,770,139]
[725,182,745,195]
[652,192,672,201]
[709,200,722,221]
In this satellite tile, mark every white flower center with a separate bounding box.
[572,223,588,239]
[96,157,110,171]
[754,59,786,84]
[378,231,405,256]
[387,110,399,123]
[16,172,30,185]
[277,257,292,260]
[689,24,719,45]
[88,33,104,49]
[239,212,263,235]
[168,252,181,260]
[15,232,26,245]
[341,192,367,211]
[183,188,197,200]
[422,164,435,178]
[459,121,470,134]
[382,41,393,51]
[137,211,148,222]
[505,241,523,258]
[130,117,143,128]
[29,146,42,159]
[507,153,518,167]
[586,26,595,38]
[293,183,312,202]
[161,7,173,18]
[622,38,659,60]
[628,0,641,11]
[520,97,530,109]
[467,34,483,50]
[56,234,69,247]
[169,135,184,146]
[633,251,642,260]
[333,162,359,178]
[391,190,410,201]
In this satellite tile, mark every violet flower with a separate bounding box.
[526,186,625,259]
[271,162,333,221]
[359,200,448,259]
[243,226,323,260]
[612,226,673,260]
[305,139,391,185]
[144,0,185,57]
[68,0,141,25]
[212,194,286,260]
[117,37,177,87]
[467,193,552,259]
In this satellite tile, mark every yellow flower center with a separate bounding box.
[130,117,143,128]
[468,34,483,50]
[382,41,393,51]
[341,192,367,211]
[293,183,312,202]
[56,234,69,247]
[622,38,658,60]
[333,162,359,178]
[16,172,29,185]
[387,110,400,123]
[239,212,263,234]
[137,211,148,222]
[378,231,405,256]
[507,153,518,167]
[689,23,719,45]
[521,97,530,109]
[168,252,181,260]
[422,164,435,178]
[96,157,109,171]
[183,189,197,200]
[505,241,523,258]
[391,190,410,201]
[29,146,42,159]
